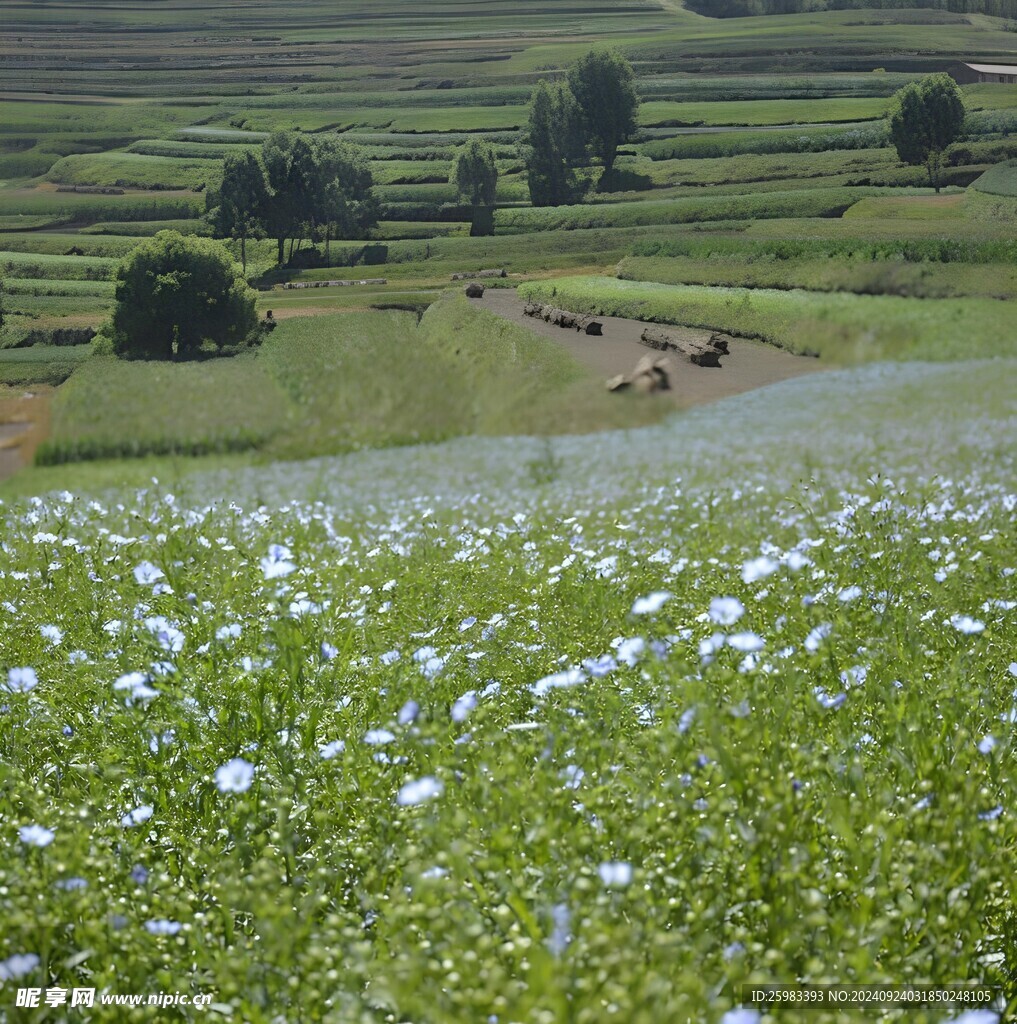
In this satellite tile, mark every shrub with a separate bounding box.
[109,231,259,360]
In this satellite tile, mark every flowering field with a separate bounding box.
[1,359,1015,1022]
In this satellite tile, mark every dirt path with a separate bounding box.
[475,287,823,408]
[0,391,52,484]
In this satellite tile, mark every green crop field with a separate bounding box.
[1,0,1016,1019]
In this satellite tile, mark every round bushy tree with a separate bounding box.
[566,49,639,176]
[450,139,499,235]
[890,73,965,193]
[109,231,259,360]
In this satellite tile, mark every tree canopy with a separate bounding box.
[522,80,588,208]
[450,140,499,235]
[889,73,966,192]
[566,49,639,175]
[108,231,259,360]
[205,151,269,273]
[206,133,378,267]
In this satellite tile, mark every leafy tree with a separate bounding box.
[450,139,499,236]
[205,151,269,273]
[890,73,966,193]
[566,49,639,176]
[313,137,380,260]
[261,132,378,265]
[261,132,317,264]
[108,231,258,360]
[522,80,588,207]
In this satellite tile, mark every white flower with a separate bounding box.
[837,585,862,602]
[530,668,586,697]
[0,953,40,981]
[5,667,38,693]
[40,624,63,646]
[721,1010,761,1024]
[631,590,672,615]
[784,550,811,571]
[133,561,164,585]
[978,805,1003,821]
[18,824,55,847]
[113,671,160,702]
[978,735,997,755]
[804,623,832,652]
[597,861,633,887]
[319,740,345,760]
[709,597,744,626]
[615,637,645,667]
[814,687,846,710]
[726,631,765,653]
[121,805,154,828]
[944,1012,999,1024]
[261,544,296,579]
[950,614,985,634]
[215,623,242,641]
[214,757,255,794]
[742,556,778,584]
[396,776,444,806]
[144,616,185,653]
[398,700,420,725]
[364,728,396,746]
[451,691,477,723]
[145,919,182,936]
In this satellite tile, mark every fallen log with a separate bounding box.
[640,326,722,368]
[607,355,671,394]
[450,269,507,281]
[574,315,603,336]
[280,278,387,289]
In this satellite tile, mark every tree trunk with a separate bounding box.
[240,233,247,274]
[277,237,285,265]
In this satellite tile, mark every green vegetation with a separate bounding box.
[107,232,259,360]
[37,354,291,464]
[46,153,222,192]
[0,344,91,387]
[36,296,667,465]
[449,140,499,237]
[1,356,1015,1020]
[971,159,1017,197]
[495,187,892,232]
[568,50,640,176]
[889,74,966,192]
[519,275,1017,362]
[1,4,1017,1019]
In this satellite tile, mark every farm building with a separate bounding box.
[949,62,1017,84]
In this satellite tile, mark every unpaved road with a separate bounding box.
[474,287,823,408]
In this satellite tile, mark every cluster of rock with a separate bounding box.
[607,355,671,394]
[450,269,507,281]
[56,185,124,195]
[279,278,387,289]
[639,325,728,367]
[523,302,604,336]
[464,282,486,298]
